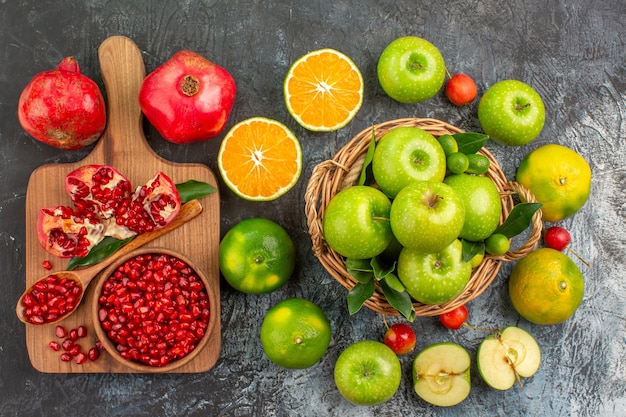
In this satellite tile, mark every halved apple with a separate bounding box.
[477,326,541,390]
[413,342,471,407]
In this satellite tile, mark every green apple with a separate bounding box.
[397,239,471,304]
[372,127,446,198]
[413,342,471,407]
[390,180,465,253]
[323,185,392,259]
[477,326,541,390]
[477,79,545,146]
[444,173,502,242]
[377,36,446,104]
[334,340,402,406]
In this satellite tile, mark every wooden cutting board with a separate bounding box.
[23,36,221,373]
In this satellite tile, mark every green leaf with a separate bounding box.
[347,279,375,315]
[380,280,416,322]
[453,132,489,154]
[494,202,543,238]
[66,236,135,270]
[358,126,377,186]
[370,256,396,281]
[461,239,485,263]
[380,272,405,292]
[176,180,216,204]
[346,258,374,283]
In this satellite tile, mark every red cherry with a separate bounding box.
[544,226,571,251]
[439,305,469,330]
[445,73,477,106]
[384,323,416,355]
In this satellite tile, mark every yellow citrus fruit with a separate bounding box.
[509,248,584,325]
[516,144,591,222]
[260,298,332,369]
[219,218,295,294]
[284,48,364,131]
[218,117,302,201]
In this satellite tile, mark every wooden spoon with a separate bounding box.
[16,199,203,325]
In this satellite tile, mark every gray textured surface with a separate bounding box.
[1,1,625,416]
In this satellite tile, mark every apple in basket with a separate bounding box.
[322,185,393,260]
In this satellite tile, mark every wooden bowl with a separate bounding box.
[92,247,217,372]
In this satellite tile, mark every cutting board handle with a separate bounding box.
[93,36,155,164]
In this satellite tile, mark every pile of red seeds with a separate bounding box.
[21,274,83,324]
[48,324,104,365]
[97,253,211,367]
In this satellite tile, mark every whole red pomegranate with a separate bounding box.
[139,50,236,144]
[18,57,106,150]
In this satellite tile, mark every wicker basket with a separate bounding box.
[304,118,542,317]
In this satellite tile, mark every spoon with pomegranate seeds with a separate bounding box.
[16,199,202,325]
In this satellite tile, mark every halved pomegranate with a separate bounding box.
[120,172,181,234]
[65,165,135,239]
[37,165,181,258]
[37,206,105,258]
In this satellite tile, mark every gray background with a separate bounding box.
[1,1,624,416]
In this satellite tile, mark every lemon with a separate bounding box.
[219,218,295,294]
[516,144,591,222]
[509,248,584,325]
[260,298,332,369]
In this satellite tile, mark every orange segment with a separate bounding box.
[218,117,302,201]
[284,48,364,132]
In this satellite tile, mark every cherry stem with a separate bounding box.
[445,67,452,80]
[382,314,390,330]
[566,246,591,267]
[463,322,500,332]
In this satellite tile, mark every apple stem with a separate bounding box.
[371,216,390,223]
[566,246,591,267]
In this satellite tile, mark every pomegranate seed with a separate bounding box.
[88,347,100,361]
[77,325,87,338]
[55,325,67,338]
[62,339,74,351]
[49,341,61,351]
[60,353,72,362]
[69,344,81,357]
[69,329,79,341]
[75,352,87,365]
[43,260,53,270]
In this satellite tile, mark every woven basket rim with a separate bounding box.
[304,117,542,317]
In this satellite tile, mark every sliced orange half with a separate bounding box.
[284,48,364,132]
[218,117,302,201]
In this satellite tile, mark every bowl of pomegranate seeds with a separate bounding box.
[92,248,216,372]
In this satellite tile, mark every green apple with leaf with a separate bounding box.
[397,239,471,304]
[390,180,465,253]
[323,185,392,259]
[478,79,545,146]
[377,36,446,104]
[372,127,447,198]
